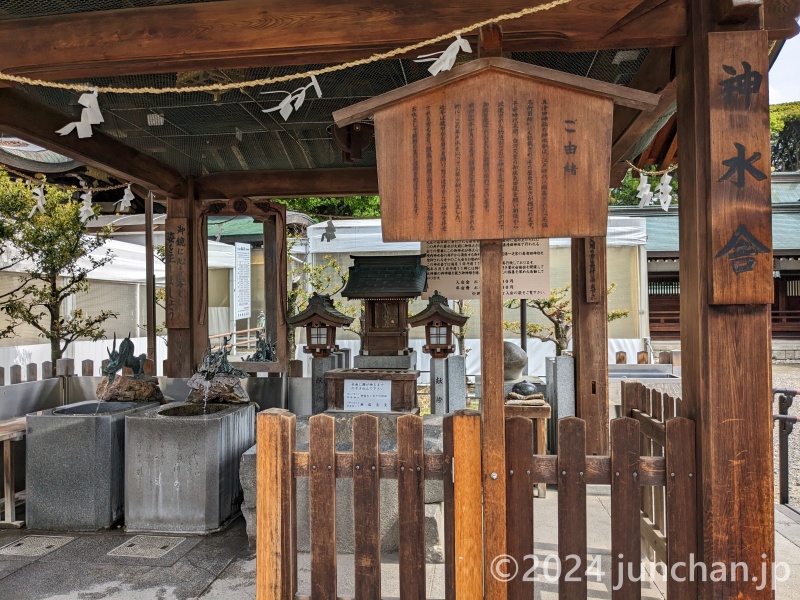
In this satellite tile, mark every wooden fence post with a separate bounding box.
[616,351,627,364]
[398,414,426,600]
[353,414,380,600]
[309,414,336,599]
[665,417,697,600]
[82,359,94,377]
[256,408,296,600]
[26,363,37,382]
[610,417,642,599]
[443,410,483,600]
[558,417,587,598]
[505,416,535,599]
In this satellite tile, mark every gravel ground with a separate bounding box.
[773,364,800,506]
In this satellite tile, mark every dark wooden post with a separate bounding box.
[480,240,507,600]
[677,2,774,596]
[164,176,206,377]
[145,191,157,364]
[571,236,609,454]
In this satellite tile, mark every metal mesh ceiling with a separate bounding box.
[16,49,649,177]
[0,1,217,20]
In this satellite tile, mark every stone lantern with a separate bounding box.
[288,293,353,358]
[408,291,468,359]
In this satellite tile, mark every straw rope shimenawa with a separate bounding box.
[0,0,571,95]
[0,164,130,192]
[625,160,679,177]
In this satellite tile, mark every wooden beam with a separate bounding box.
[478,24,503,58]
[195,167,379,200]
[717,0,763,24]
[0,89,184,197]
[677,2,774,596]
[0,0,690,81]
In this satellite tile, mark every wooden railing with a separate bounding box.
[209,326,263,354]
[256,408,697,599]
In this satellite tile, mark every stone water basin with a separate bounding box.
[26,400,156,530]
[124,401,255,534]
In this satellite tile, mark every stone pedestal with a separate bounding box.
[354,351,417,370]
[331,351,345,369]
[341,348,351,369]
[125,402,255,533]
[545,355,575,453]
[446,355,468,412]
[430,358,448,415]
[311,356,336,414]
[325,369,419,413]
[26,401,156,530]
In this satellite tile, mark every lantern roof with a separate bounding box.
[287,292,353,327]
[409,291,469,327]
[341,255,427,299]
[334,57,660,127]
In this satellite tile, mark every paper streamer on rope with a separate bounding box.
[56,89,104,138]
[414,34,473,75]
[656,172,672,211]
[114,184,134,212]
[79,189,95,223]
[28,186,46,219]
[261,76,322,121]
[636,172,653,208]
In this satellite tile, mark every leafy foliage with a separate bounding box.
[770,102,800,172]
[0,170,118,363]
[452,299,475,356]
[503,284,629,356]
[274,196,381,219]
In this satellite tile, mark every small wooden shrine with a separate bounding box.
[340,254,427,356]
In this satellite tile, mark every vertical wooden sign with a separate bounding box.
[165,217,190,328]
[708,30,772,305]
[584,237,603,303]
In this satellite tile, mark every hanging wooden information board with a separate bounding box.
[335,58,658,242]
[165,217,190,329]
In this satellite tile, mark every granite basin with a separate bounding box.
[26,400,157,531]
[124,402,255,534]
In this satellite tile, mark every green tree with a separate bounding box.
[275,196,381,219]
[770,101,800,172]
[610,167,679,206]
[0,170,118,363]
[503,284,629,356]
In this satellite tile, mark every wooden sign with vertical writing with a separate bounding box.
[708,30,773,305]
[165,217,190,328]
[584,237,603,303]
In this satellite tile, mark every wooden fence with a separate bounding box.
[256,406,697,600]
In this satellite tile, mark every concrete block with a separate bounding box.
[311,356,336,414]
[125,402,255,533]
[288,377,312,415]
[354,351,417,370]
[430,358,448,415]
[240,445,257,546]
[56,358,74,377]
[445,355,467,412]
[26,401,157,531]
[340,348,351,369]
[331,351,344,369]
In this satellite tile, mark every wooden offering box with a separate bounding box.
[325,369,419,413]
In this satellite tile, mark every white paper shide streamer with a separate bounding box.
[79,189,95,223]
[261,76,322,121]
[656,172,672,211]
[28,186,46,218]
[114,184,134,212]
[636,172,653,208]
[415,34,473,76]
[56,89,104,139]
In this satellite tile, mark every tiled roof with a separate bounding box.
[341,255,427,298]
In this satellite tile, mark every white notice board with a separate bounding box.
[234,243,251,320]
[343,380,392,412]
[422,239,550,299]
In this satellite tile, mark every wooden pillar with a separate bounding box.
[164,176,205,377]
[571,236,609,455]
[263,211,288,369]
[677,2,773,597]
[479,240,507,599]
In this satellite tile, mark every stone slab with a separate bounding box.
[26,401,157,531]
[340,348,351,369]
[125,402,255,533]
[354,351,417,370]
[445,355,467,412]
[429,358,448,415]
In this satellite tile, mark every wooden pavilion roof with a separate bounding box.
[0,1,796,200]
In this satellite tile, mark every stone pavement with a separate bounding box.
[0,493,798,599]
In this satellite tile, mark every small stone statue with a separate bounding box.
[245,330,276,362]
[103,333,147,382]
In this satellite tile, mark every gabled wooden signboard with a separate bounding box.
[334,57,659,242]
[334,57,658,599]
